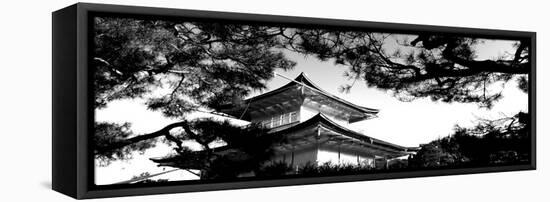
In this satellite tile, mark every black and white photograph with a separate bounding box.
[92,15,532,186]
[4,0,550,201]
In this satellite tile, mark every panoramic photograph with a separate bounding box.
[92,16,531,185]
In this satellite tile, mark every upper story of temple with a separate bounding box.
[221,72,379,129]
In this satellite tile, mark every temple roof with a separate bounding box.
[151,113,417,167]
[221,72,379,123]
[252,73,378,112]
[270,113,414,156]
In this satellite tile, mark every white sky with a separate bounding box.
[94,36,528,185]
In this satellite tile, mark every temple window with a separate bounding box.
[281,113,290,125]
[290,112,298,122]
[272,116,282,127]
[261,111,299,128]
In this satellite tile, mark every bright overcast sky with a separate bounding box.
[94,35,528,185]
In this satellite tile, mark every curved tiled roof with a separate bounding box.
[248,72,379,114]
[271,113,415,152]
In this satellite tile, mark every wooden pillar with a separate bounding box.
[337,144,341,164]
[291,147,295,167]
[317,126,321,138]
[316,126,320,164]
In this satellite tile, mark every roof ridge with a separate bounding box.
[293,72,323,91]
[293,73,379,113]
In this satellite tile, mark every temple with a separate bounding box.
[222,72,415,169]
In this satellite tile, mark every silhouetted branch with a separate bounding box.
[95,121,188,155]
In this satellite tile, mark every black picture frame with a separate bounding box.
[52,3,536,199]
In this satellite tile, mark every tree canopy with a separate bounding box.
[93,17,295,177]
[94,17,296,113]
[280,30,529,108]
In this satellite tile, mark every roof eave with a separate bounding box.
[273,113,409,152]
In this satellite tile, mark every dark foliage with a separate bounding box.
[94,122,156,165]
[130,172,169,184]
[256,161,293,177]
[387,159,409,169]
[409,112,530,168]
[257,161,377,177]
[150,119,287,180]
